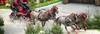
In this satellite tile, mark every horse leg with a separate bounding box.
[31,18,35,25]
[83,22,88,31]
[65,26,70,34]
[70,25,79,34]
[10,17,14,23]
[18,16,22,22]
[71,25,76,32]
[10,16,13,22]
[30,16,34,22]
[74,24,80,34]
[75,24,80,30]
[42,21,46,27]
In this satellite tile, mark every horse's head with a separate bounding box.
[51,6,58,14]
[78,13,88,20]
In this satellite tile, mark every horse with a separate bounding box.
[25,10,39,25]
[75,12,88,31]
[37,6,58,27]
[55,13,79,34]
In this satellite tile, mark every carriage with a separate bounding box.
[9,0,34,22]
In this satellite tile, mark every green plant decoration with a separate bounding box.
[50,24,63,34]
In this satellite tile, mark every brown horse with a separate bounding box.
[76,12,88,31]
[37,6,58,27]
[55,13,79,34]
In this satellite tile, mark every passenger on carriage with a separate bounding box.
[20,0,31,13]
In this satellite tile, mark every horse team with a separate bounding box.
[9,0,88,34]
